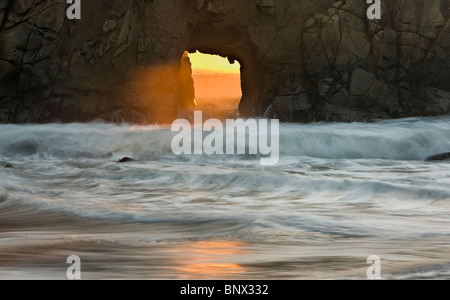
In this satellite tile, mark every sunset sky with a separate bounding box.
[189,52,242,101]
[189,51,241,74]
[188,51,242,118]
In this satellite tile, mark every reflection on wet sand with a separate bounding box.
[175,241,247,279]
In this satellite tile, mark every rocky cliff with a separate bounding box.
[0,0,449,123]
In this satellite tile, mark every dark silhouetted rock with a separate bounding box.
[4,163,13,168]
[0,0,449,123]
[118,157,134,163]
[426,152,450,162]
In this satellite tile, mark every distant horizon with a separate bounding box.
[192,69,241,75]
[191,70,242,102]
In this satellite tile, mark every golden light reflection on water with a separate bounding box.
[176,240,248,278]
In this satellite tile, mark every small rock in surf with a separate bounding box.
[426,152,450,161]
[4,163,13,168]
[118,157,134,163]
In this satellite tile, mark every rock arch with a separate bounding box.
[0,0,449,123]
[184,21,261,117]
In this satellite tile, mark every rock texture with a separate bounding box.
[0,0,449,124]
[118,157,134,163]
[426,152,450,161]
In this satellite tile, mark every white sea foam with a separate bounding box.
[0,117,449,279]
[1,117,449,161]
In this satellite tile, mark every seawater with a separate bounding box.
[0,117,449,279]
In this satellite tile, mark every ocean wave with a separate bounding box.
[0,117,449,161]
